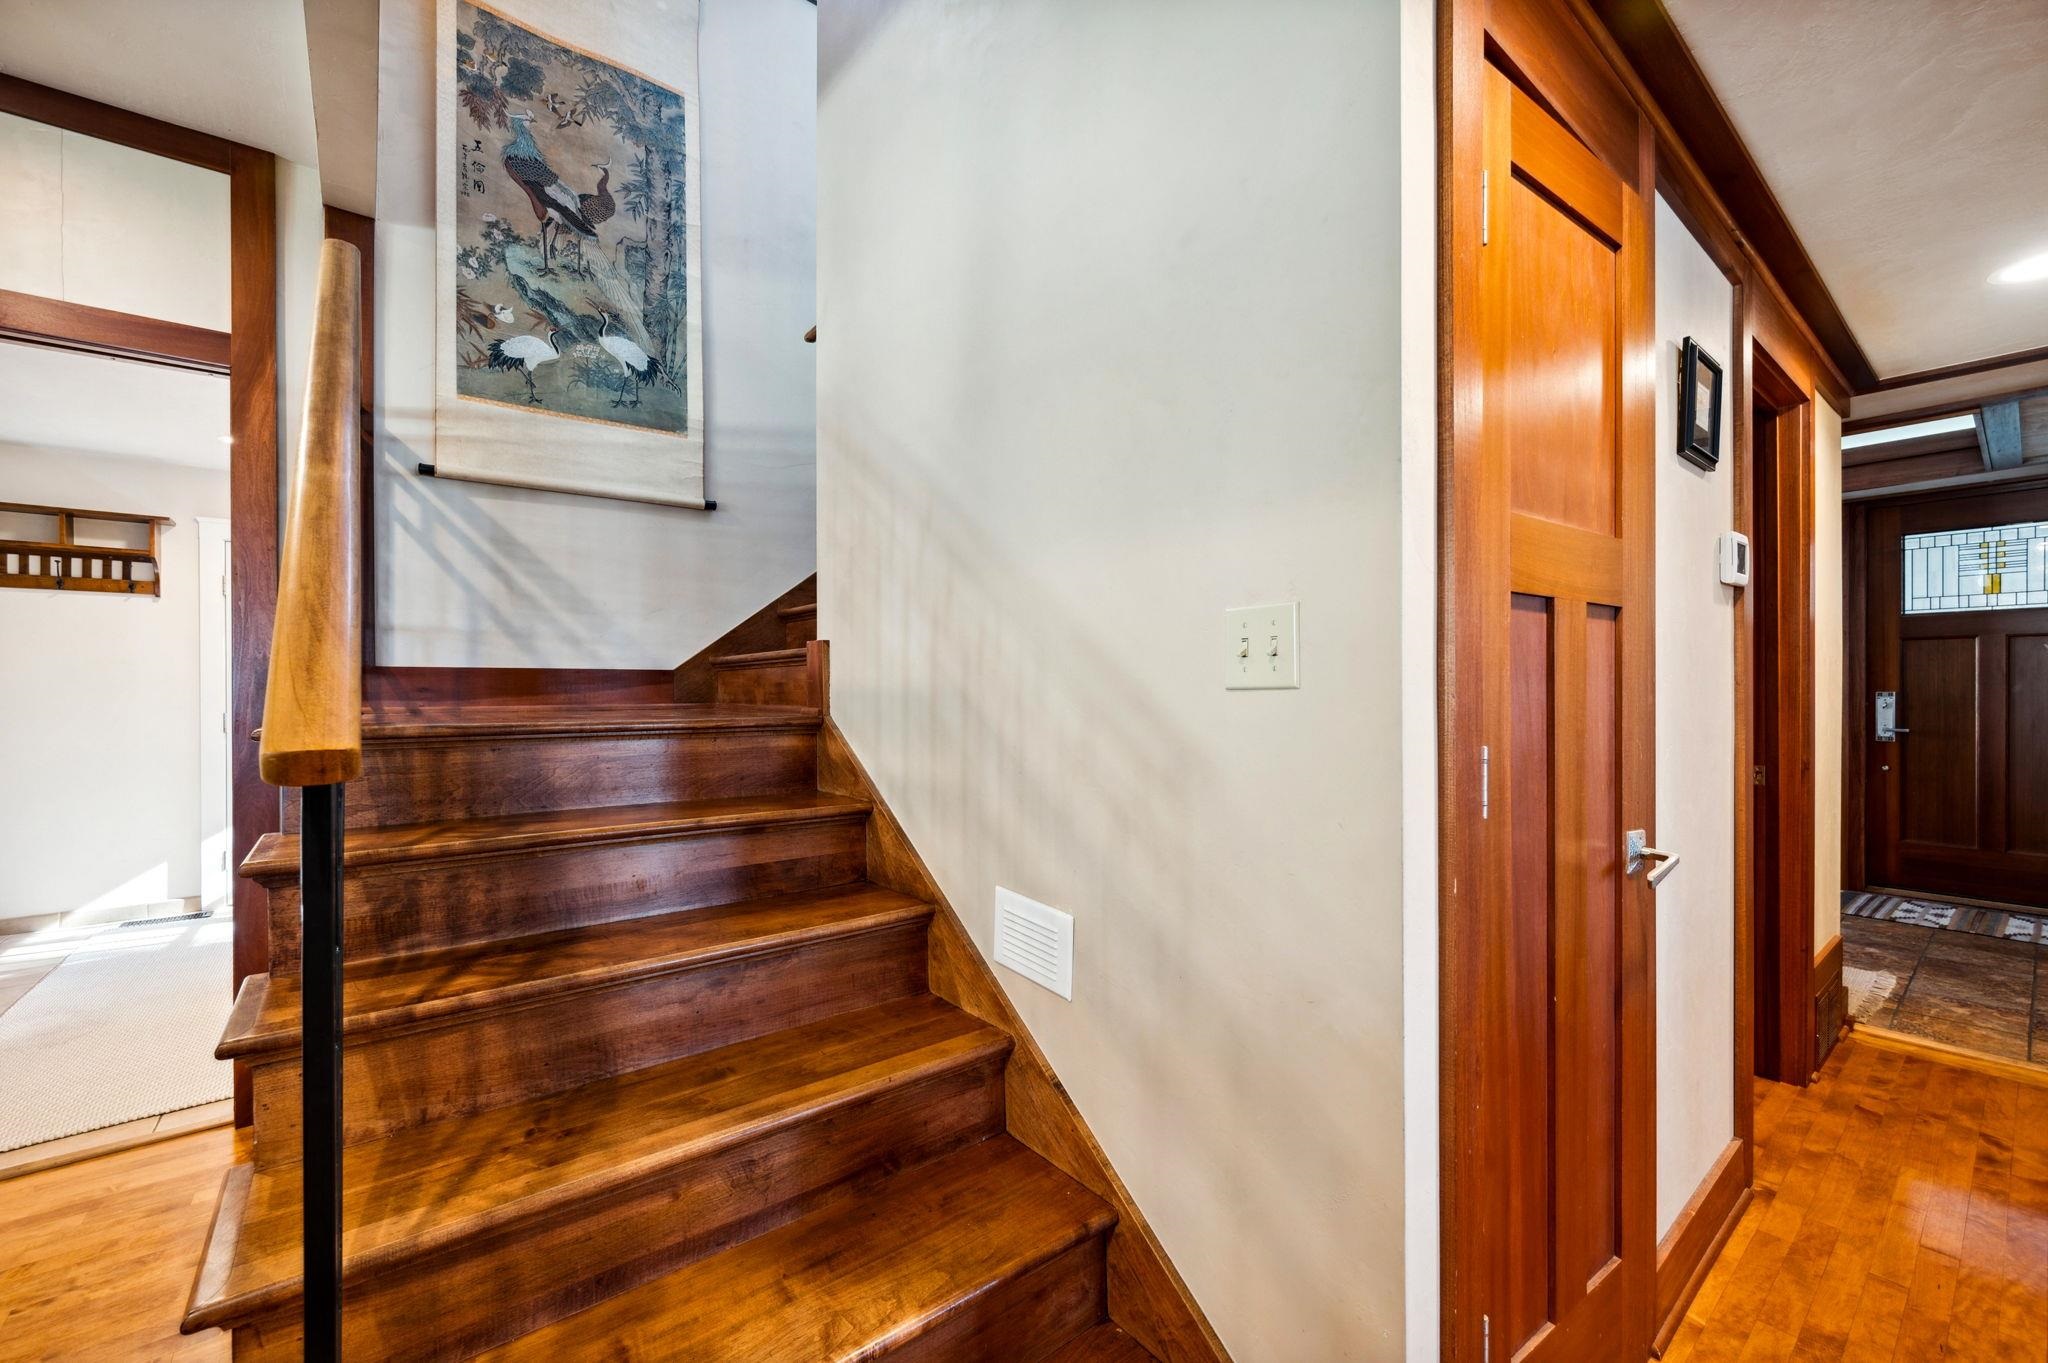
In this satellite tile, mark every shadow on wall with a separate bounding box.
[825,425,1399,1351]
[373,402,818,668]
[379,412,615,663]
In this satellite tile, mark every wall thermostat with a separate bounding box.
[1717,531,1750,587]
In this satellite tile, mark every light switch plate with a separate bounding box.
[994,887,1073,1000]
[1224,602,1299,689]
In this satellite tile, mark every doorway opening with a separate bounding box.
[1843,482,2048,1070]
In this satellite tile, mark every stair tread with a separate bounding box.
[711,646,808,668]
[1040,1324,1160,1363]
[221,883,933,1056]
[777,602,818,620]
[361,701,819,740]
[472,1135,1116,1362]
[184,995,1010,1329]
[243,791,870,878]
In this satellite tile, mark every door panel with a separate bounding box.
[1866,488,2048,906]
[1897,637,1977,847]
[1504,593,1553,1351]
[1560,602,1622,1288]
[1475,66,1652,1363]
[2010,636,2048,854]
[1504,179,1618,536]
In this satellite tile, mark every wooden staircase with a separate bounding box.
[182,624,1209,1359]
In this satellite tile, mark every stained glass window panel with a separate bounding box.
[1900,520,2048,614]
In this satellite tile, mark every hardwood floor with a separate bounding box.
[1665,1034,2048,1362]
[0,1127,234,1362]
[5,1015,2044,1360]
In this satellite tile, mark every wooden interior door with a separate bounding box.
[1866,486,2048,908]
[1465,64,1656,1363]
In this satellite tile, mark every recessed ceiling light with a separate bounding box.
[1990,251,2048,286]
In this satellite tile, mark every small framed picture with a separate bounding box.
[1678,337,1724,471]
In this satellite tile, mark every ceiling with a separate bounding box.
[1666,0,2048,381]
[0,341,231,471]
[0,0,320,168]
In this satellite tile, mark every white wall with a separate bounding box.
[1651,196,1738,1237]
[370,0,817,668]
[0,445,231,923]
[0,112,231,330]
[1814,398,1843,952]
[819,2,1414,1356]
[1397,0,1441,1355]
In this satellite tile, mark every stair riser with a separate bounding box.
[226,1055,1006,1363]
[784,616,818,645]
[281,729,819,831]
[888,1234,1110,1363]
[251,921,930,1161]
[713,661,810,706]
[266,817,868,969]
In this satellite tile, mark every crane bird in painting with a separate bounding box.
[501,111,597,275]
[597,311,664,408]
[484,325,565,405]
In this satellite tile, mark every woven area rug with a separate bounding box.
[1843,965,1905,1024]
[1842,891,2047,945]
[0,917,234,1153]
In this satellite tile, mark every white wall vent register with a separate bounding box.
[993,887,1074,1000]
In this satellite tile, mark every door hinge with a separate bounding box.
[1482,1313,1492,1363]
[1480,745,1491,819]
[1480,170,1490,246]
[1753,764,1767,786]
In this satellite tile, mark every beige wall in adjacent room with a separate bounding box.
[0,443,230,925]
[818,1,1424,1356]
[370,0,818,668]
[1651,194,1739,1238]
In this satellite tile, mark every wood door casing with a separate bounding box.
[1865,486,2048,907]
[1465,65,1657,1363]
[1748,362,1817,1087]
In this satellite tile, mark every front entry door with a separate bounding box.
[1867,486,2048,907]
[1466,64,1656,1363]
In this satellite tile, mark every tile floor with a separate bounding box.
[1842,909,2046,1066]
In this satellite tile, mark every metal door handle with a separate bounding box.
[1892,727,1911,735]
[1641,848,1680,887]
[1624,829,1680,887]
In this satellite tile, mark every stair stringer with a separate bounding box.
[813,659,1231,1363]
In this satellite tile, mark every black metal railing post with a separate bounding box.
[300,783,345,1361]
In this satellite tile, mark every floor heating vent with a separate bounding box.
[118,910,215,929]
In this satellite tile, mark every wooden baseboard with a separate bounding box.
[1813,933,1845,1072]
[1652,1138,1751,1356]
[1851,1025,2048,1090]
[672,574,818,701]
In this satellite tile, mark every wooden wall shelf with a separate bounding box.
[0,501,172,596]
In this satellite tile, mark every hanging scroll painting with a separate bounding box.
[435,0,706,507]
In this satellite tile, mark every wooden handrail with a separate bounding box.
[259,239,363,788]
